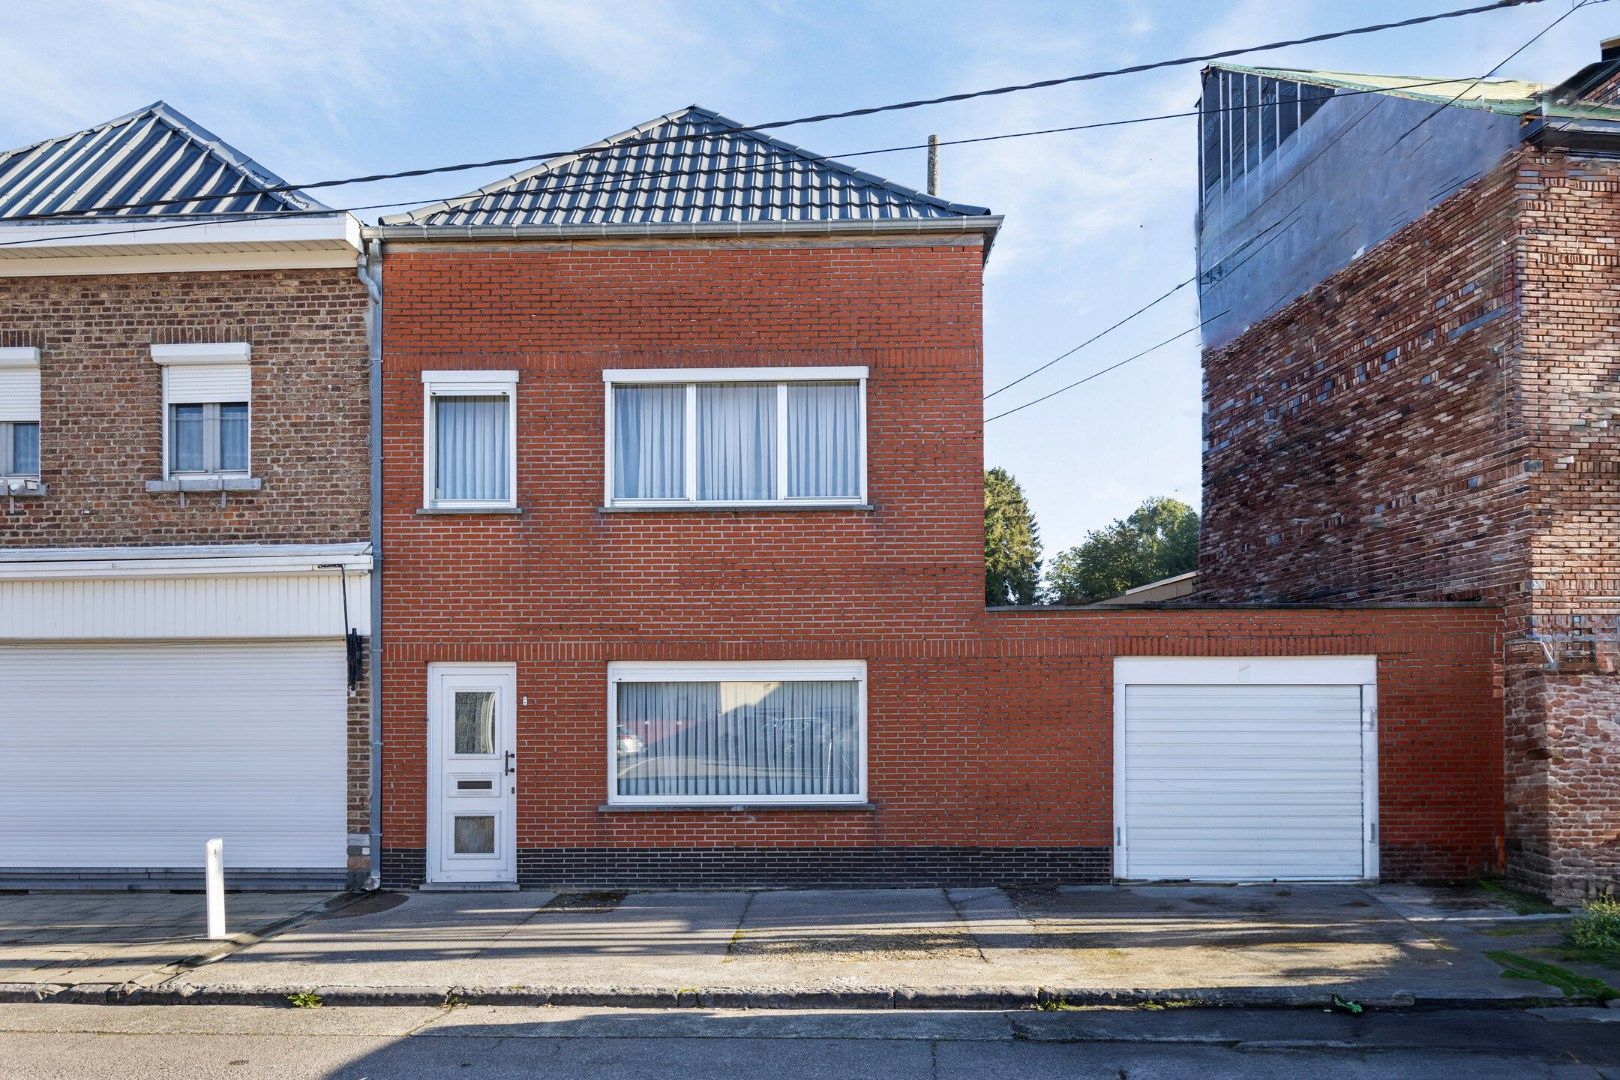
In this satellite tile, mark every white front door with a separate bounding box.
[428,664,517,884]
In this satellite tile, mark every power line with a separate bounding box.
[0,0,1542,222]
[1394,0,1597,145]
[985,317,1226,424]
[0,78,1498,251]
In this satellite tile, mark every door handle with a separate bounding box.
[504,750,516,776]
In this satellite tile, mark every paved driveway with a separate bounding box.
[0,892,334,987]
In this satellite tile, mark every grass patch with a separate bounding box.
[1486,950,1618,1001]
[1478,924,1543,938]
[1567,897,1620,950]
[1477,879,1564,915]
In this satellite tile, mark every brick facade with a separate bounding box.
[1200,146,1620,896]
[0,267,369,545]
[0,265,375,883]
[379,236,1504,889]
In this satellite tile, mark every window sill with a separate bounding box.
[598,802,876,813]
[598,502,874,514]
[145,476,262,493]
[416,506,525,515]
[2,480,47,498]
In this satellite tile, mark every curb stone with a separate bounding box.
[0,981,1583,1011]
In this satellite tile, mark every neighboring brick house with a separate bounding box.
[371,106,1503,890]
[0,104,375,888]
[1196,48,1620,896]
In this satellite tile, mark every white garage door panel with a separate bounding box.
[0,642,346,870]
[1122,683,1367,882]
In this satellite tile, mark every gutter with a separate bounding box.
[364,215,1003,260]
[356,238,384,892]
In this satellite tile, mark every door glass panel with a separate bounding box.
[454,815,496,854]
[454,691,496,754]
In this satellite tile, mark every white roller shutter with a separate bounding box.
[0,641,346,871]
[1116,659,1375,882]
[165,363,250,403]
[0,348,40,422]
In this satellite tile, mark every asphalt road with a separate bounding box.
[0,1003,1615,1078]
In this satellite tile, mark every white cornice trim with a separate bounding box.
[603,365,867,384]
[0,541,372,580]
[151,342,251,366]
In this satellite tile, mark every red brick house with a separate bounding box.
[1196,48,1620,896]
[0,104,374,888]
[371,106,1502,890]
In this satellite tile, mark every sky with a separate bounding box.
[1,0,1613,556]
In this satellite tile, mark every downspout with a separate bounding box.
[357,237,384,891]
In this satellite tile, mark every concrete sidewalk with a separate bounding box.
[4,882,1609,1010]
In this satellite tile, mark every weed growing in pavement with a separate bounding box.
[287,992,322,1009]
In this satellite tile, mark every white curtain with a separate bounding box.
[219,402,249,471]
[697,383,775,501]
[435,395,508,501]
[613,385,685,499]
[616,680,859,798]
[786,382,859,498]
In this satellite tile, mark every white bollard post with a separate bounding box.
[205,838,227,940]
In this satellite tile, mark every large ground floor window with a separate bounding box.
[607,660,866,805]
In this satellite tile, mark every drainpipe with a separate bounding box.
[356,237,384,891]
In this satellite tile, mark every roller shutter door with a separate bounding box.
[1118,680,1370,881]
[0,641,346,872]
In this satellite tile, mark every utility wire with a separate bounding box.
[984,318,1224,424]
[0,79,1496,250]
[1392,0,1596,145]
[0,0,1542,222]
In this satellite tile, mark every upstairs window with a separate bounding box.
[604,367,867,508]
[0,347,40,480]
[422,370,518,510]
[152,343,251,478]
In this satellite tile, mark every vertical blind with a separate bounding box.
[435,395,509,502]
[615,679,860,798]
[611,379,860,502]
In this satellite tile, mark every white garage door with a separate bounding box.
[1115,658,1376,882]
[0,641,347,872]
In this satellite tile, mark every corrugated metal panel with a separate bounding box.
[166,362,250,403]
[0,641,346,869]
[1121,683,1366,881]
[0,366,39,421]
[384,105,991,228]
[0,572,371,639]
[0,102,323,221]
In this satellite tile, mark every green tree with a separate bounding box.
[1046,496,1198,605]
[984,467,1042,605]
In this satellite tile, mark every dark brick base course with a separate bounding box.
[380,846,1110,889]
[380,847,426,889]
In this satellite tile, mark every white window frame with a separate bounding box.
[602,366,868,509]
[0,347,41,480]
[606,659,869,807]
[421,370,519,511]
[152,343,252,481]
[1112,656,1379,881]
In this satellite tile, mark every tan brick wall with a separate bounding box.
[0,266,370,546]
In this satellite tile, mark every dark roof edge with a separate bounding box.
[365,216,1003,244]
[1522,115,1620,155]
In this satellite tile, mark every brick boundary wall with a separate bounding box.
[378,609,1503,889]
